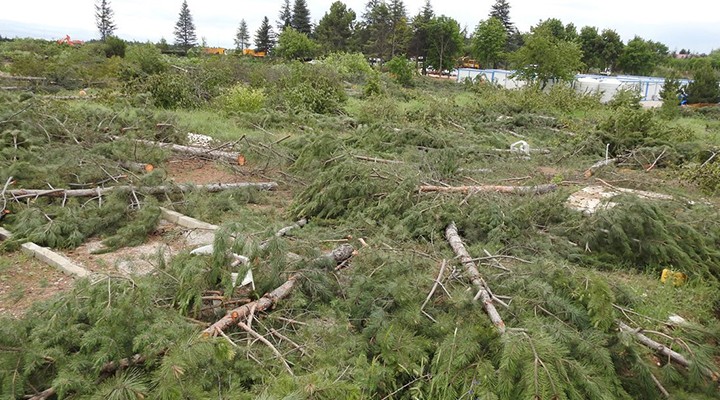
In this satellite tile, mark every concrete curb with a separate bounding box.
[160,207,219,230]
[0,227,92,278]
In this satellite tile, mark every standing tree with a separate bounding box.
[255,16,276,53]
[471,17,507,68]
[618,36,655,76]
[275,28,319,60]
[388,0,411,58]
[315,1,356,53]
[277,0,293,31]
[687,62,720,104]
[579,26,603,71]
[426,15,463,73]
[600,29,624,71]
[408,0,434,70]
[359,1,393,60]
[291,0,312,35]
[234,19,250,51]
[511,25,583,88]
[489,0,513,34]
[95,0,116,41]
[174,0,197,51]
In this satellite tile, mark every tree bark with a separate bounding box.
[420,184,557,195]
[27,388,56,400]
[584,158,618,177]
[119,137,245,165]
[118,161,154,173]
[445,222,506,334]
[618,321,718,381]
[8,182,277,199]
[201,244,354,337]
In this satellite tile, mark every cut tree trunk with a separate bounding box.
[120,137,245,165]
[445,222,506,334]
[202,244,354,337]
[420,184,557,195]
[8,182,277,199]
[584,158,618,177]
[118,161,154,173]
[618,321,718,381]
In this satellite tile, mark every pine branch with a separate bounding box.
[202,245,354,336]
[618,321,719,381]
[445,222,506,334]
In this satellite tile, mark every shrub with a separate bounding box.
[323,52,374,83]
[147,73,198,109]
[385,56,415,86]
[363,71,383,98]
[274,63,346,114]
[687,63,720,104]
[104,36,126,58]
[608,87,641,110]
[274,28,319,60]
[125,43,167,77]
[215,84,266,114]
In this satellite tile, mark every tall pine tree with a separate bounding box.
[359,0,393,60]
[291,0,312,35]
[388,0,411,57]
[234,19,250,51]
[489,0,513,33]
[255,16,275,53]
[95,0,116,41]
[277,0,293,31]
[408,0,434,68]
[315,1,356,53]
[174,0,197,51]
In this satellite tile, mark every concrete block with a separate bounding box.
[160,207,219,230]
[0,227,11,240]
[21,242,92,278]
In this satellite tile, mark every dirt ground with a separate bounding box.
[0,252,72,318]
[165,158,242,185]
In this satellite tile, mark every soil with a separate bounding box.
[0,252,72,318]
[165,158,241,185]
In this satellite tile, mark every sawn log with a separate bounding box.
[8,182,277,199]
[420,183,557,195]
[121,137,245,164]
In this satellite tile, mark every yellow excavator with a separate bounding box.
[459,57,481,69]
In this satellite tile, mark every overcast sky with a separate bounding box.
[1,0,718,53]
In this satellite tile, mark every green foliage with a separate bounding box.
[426,15,464,72]
[362,71,384,98]
[315,1,356,54]
[323,52,374,83]
[682,159,720,194]
[174,0,197,50]
[147,72,199,109]
[472,17,507,69]
[385,55,415,86]
[123,43,167,78]
[215,83,266,114]
[566,198,720,278]
[687,62,720,104]
[608,87,642,110]
[274,27,319,60]
[511,28,584,87]
[273,63,346,114]
[104,36,126,58]
[254,16,275,53]
[597,107,664,154]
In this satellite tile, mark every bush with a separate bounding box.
[323,52,374,83]
[215,84,266,114]
[274,63,346,114]
[687,63,720,104]
[147,73,198,109]
[274,28,319,60]
[125,43,167,77]
[608,87,641,110]
[104,36,126,58]
[385,56,415,87]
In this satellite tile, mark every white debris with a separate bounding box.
[231,269,255,290]
[510,140,530,156]
[566,185,673,215]
[668,314,687,325]
[187,132,213,148]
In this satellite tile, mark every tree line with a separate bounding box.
[93,0,719,82]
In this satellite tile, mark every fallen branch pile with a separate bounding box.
[420,183,557,195]
[445,222,506,334]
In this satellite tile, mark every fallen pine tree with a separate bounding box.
[7,182,278,199]
[419,183,557,195]
[117,137,246,165]
[445,222,506,334]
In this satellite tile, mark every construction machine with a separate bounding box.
[57,35,84,46]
